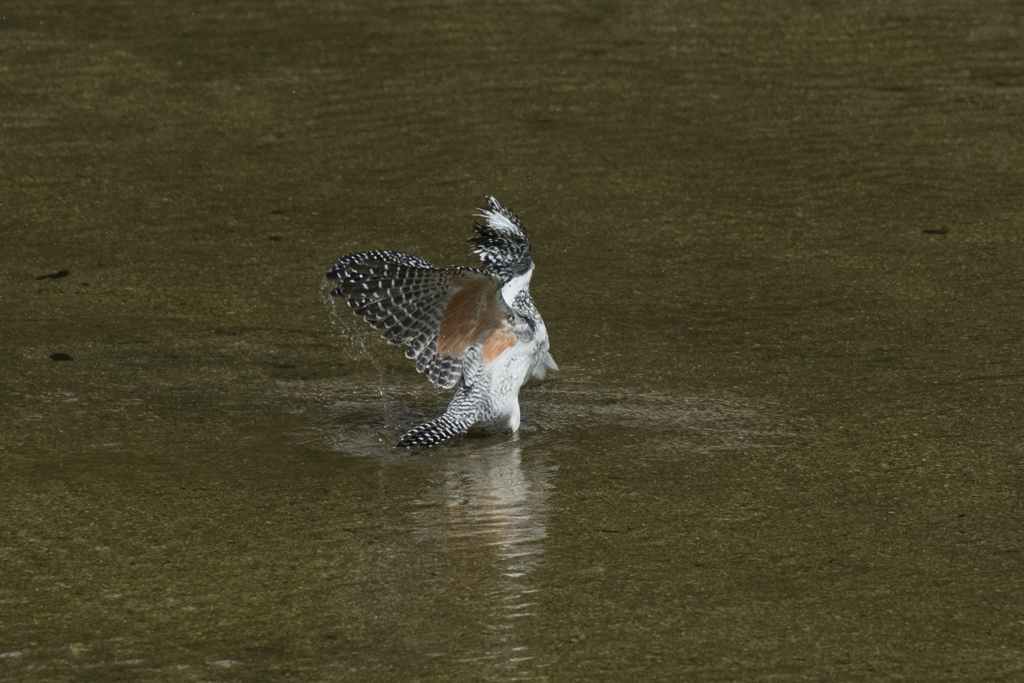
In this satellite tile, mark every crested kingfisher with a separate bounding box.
[326,196,558,447]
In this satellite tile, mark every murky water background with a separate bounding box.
[3,0,1023,680]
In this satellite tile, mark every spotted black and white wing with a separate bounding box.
[470,196,532,279]
[326,250,511,390]
[327,250,462,388]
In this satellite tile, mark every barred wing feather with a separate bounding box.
[327,250,507,390]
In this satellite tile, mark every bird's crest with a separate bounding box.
[469,196,532,279]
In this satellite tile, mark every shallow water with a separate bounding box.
[3,0,1024,680]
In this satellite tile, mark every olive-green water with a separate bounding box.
[3,1,1023,681]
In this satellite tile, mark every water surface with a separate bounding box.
[3,1,1023,680]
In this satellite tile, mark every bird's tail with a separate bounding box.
[396,411,476,448]
[395,384,487,448]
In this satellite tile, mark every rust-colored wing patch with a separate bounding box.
[436,272,508,358]
[482,327,517,363]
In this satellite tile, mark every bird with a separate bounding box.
[326,196,558,447]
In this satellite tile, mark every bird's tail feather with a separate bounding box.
[396,411,476,448]
[396,383,488,448]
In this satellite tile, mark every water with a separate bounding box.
[3,0,1024,680]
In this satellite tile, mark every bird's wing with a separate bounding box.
[327,250,513,389]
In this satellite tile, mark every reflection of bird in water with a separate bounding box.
[414,439,554,678]
[326,197,558,447]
